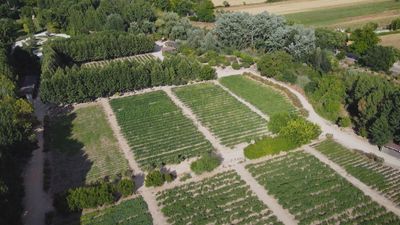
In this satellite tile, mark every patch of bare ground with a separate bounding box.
[380,33,400,49]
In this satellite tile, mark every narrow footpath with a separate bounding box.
[22,98,53,225]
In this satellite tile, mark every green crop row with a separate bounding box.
[80,197,152,225]
[173,83,269,147]
[315,139,400,206]
[83,54,156,68]
[156,170,283,225]
[246,151,400,225]
[110,91,213,170]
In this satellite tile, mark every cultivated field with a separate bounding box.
[80,197,152,225]
[220,0,385,15]
[213,0,265,7]
[82,54,156,68]
[47,105,129,193]
[247,151,400,224]
[284,0,400,28]
[110,91,213,170]
[156,170,283,225]
[173,83,269,147]
[315,140,400,206]
[219,75,296,116]
[380,33,400,49]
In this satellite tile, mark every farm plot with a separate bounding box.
[246,151,400,224]
[173,83,269,147]
[219,75,296,116]
[82,54,156,68]
[47,105,130,193]
[156,170,283,225]
[81,197,152,225]
[285,0,400,28]
[315,139,400,206]
[110,91,213,170]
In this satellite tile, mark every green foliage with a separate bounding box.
[280,117,321,145]
[190,154,220,174]
[258,51,294,77]
[195,0,215,22]
[369,117,391,146]
[315,28,347,50]
[0,18,19,45]
[244,136,297,159]
[145,170,165,187]
[338,116,351,127]
[66,182,115,211]
[306,75,345,122]
[350,25,379,56]
[115,179,134,197]
[231,61,240,70]
[360,45,398,72]
[104,14,125,31]
[268,113,298,134]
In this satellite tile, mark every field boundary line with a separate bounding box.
[304,146,400,216]
[233,164,298,225]
[215,80,270,121]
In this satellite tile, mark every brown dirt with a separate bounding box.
[380,33,400,49]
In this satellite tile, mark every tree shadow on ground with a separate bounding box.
[45,110,93,225]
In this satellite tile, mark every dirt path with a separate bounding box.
[100,98,168,225]
[215,80,270,121]
[22,98,53,225]
[234,164,297,225]
[230,70,400,169]
[304,146,400,216]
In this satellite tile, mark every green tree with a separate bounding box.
[0,18,19,45]
[350,25,379,56]
[315,28,347,50]
[369,116,391,147]
[280,118,321,145]
[105,14,125,31]
[257,51,294,78]
[360,45,397,72]
[195,0,215,22]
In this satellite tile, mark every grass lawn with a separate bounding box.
[47,104,129,192]
[285,1,400,27]
[219,75,296,116]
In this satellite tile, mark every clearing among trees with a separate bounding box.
[45,104,130,193]
[156,170,283,224]
[315,139,400,206]
[110,91,214,170]
[247,151,400,224]
[173,83,269,147]
[80,197,152,225]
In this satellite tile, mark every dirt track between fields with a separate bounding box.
[220,0,387,15]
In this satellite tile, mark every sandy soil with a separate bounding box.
[222,0,385,15]
[304,146,400,216]
[380,33,400,49]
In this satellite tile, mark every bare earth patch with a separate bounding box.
[380,33,400,49]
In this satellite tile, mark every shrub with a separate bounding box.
[268,113,298,134]
[280,118,321,145]
[145,170,165,187]
[164,173,174,183]
[232,62,241,70]
[190,154,220,174]
[337,117,351,127]
[115,179,135,197]
[66,182,115,211]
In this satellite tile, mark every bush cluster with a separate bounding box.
[60,179,134,212]
[145,170,175,187]
[245,113,320,159]
[190,154,220,175]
